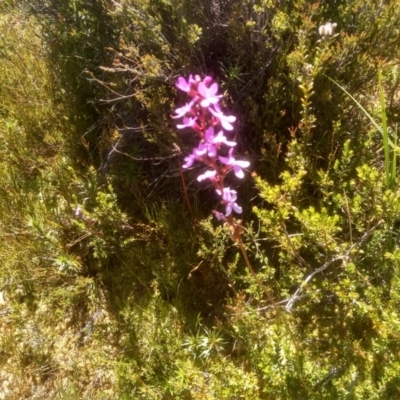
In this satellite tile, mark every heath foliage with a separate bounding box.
[1,0,400,398]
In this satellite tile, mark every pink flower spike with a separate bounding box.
[173,97,197,119]
[176,76,191,92]
[213,130,236,147]
[198,81,222,108]
[219,148,250,179]
[210,104,236,131]
[177,117,197,129]
[197,170,217,182]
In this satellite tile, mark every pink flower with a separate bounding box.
[198,81,222,108]
[197,126,237,158]
[176,76,192,92]
[216,187,243,216]
[173,97,197,119]
[210,104,236,131]
[212,130,236,147]
[219,148,250,179]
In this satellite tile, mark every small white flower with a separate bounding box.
[318,22,337,37]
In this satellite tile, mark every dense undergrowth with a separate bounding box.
[1,0,400,398]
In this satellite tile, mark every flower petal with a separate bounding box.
[233,166,244,179]
[221,119,235,131]
[232,202,243,214]
[197,170,216,182]
[225,203,233,216]
[218,155,231,165]
[176,77,190,92]
[183,154,195,168]
[235,160,250,168]
[204,127,215,143]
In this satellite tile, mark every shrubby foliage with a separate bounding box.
[1,0,400,398]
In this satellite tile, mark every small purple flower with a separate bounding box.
[210,104,236,131]
[176,76,192,92]
[177,117,197,129]
[173,97,197,119]
[197,170,217,182]
[216,187,243,216]
[198,81,222,108]
[219,148,250,179]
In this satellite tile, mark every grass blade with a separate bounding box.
[378,68,391,188]
[326,75,394,148]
